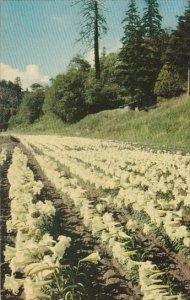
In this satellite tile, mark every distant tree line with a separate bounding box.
[0,78,22,130]
[0,0,189,130]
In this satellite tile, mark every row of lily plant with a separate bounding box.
[21,139,184,300]
[24,137,190,251]
[25,135,189,209]
[40,137,190,209]
[0,147,8,166]
[4,147,72,299]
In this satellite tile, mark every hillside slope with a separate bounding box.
[11,94,190,149]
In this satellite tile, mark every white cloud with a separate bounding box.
[0,63,49,90]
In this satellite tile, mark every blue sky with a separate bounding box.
[0,0,188,88]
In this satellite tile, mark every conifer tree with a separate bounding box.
[164,3,190,79]
[142,0,163,106]
[76,0,107,79]
[118,0,148,108]
[121,0,142,44]
[143,0,162,37]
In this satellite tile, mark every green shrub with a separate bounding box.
[154,65,184,98]
[12,90,45,126]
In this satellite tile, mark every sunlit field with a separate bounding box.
[1,135,190,299]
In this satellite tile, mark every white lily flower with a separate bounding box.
[48,235,71,260]
[4,274,24,295]
[80,252,101,264]
[23,277,51,300]
[4,245,16,262]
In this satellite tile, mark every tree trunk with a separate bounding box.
[94,0,100,79]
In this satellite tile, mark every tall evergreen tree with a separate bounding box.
[121,0,142,44]
[143,0,162,37]
[118,0,149,108]
[118,0,165,108]
[164,3,190,79]
[142,0,163,106]
[76,0,107,79]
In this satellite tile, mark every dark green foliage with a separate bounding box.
[164,4,190,79]
[43,265,86,300]
[100,51,117,84]
[121,0,142,45]
[142,0,164,106]
[3,2,188,131]
[154,65,184,98]
[86,52,123,113]
[85,73,120,113]
[142,0,162,37]
[68,54,91,73]
[118,0,164,108]
[43,53,122,121]
[43,55,89,123]
[0,80,22,130]
[53,71,87,123]
[30,83,44,91]
[11,89,45,126]
[118,0,149,107]
[14,77,22,88]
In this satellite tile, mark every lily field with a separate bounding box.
[0,135,190,300]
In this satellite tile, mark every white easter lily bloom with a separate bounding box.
[91,216,106,235]
[96,203,105,213]
[4,274,24,295]
[100,231,114,243]
[143,224,152,235]
[4,245,16,262]
[126,219,138,231]
[80,252,101,264]
[118,230,132,239]
[23,277,51,300]
[175,226,189,239]
[35,200,56,216]
[183,237,190,247]
[6,219,14,232]
[48,235,71,260]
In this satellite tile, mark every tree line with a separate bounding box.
[0,0,189,130]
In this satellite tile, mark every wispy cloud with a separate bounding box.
[0,63,49,89]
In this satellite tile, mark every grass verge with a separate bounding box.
[8,94,190,150]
